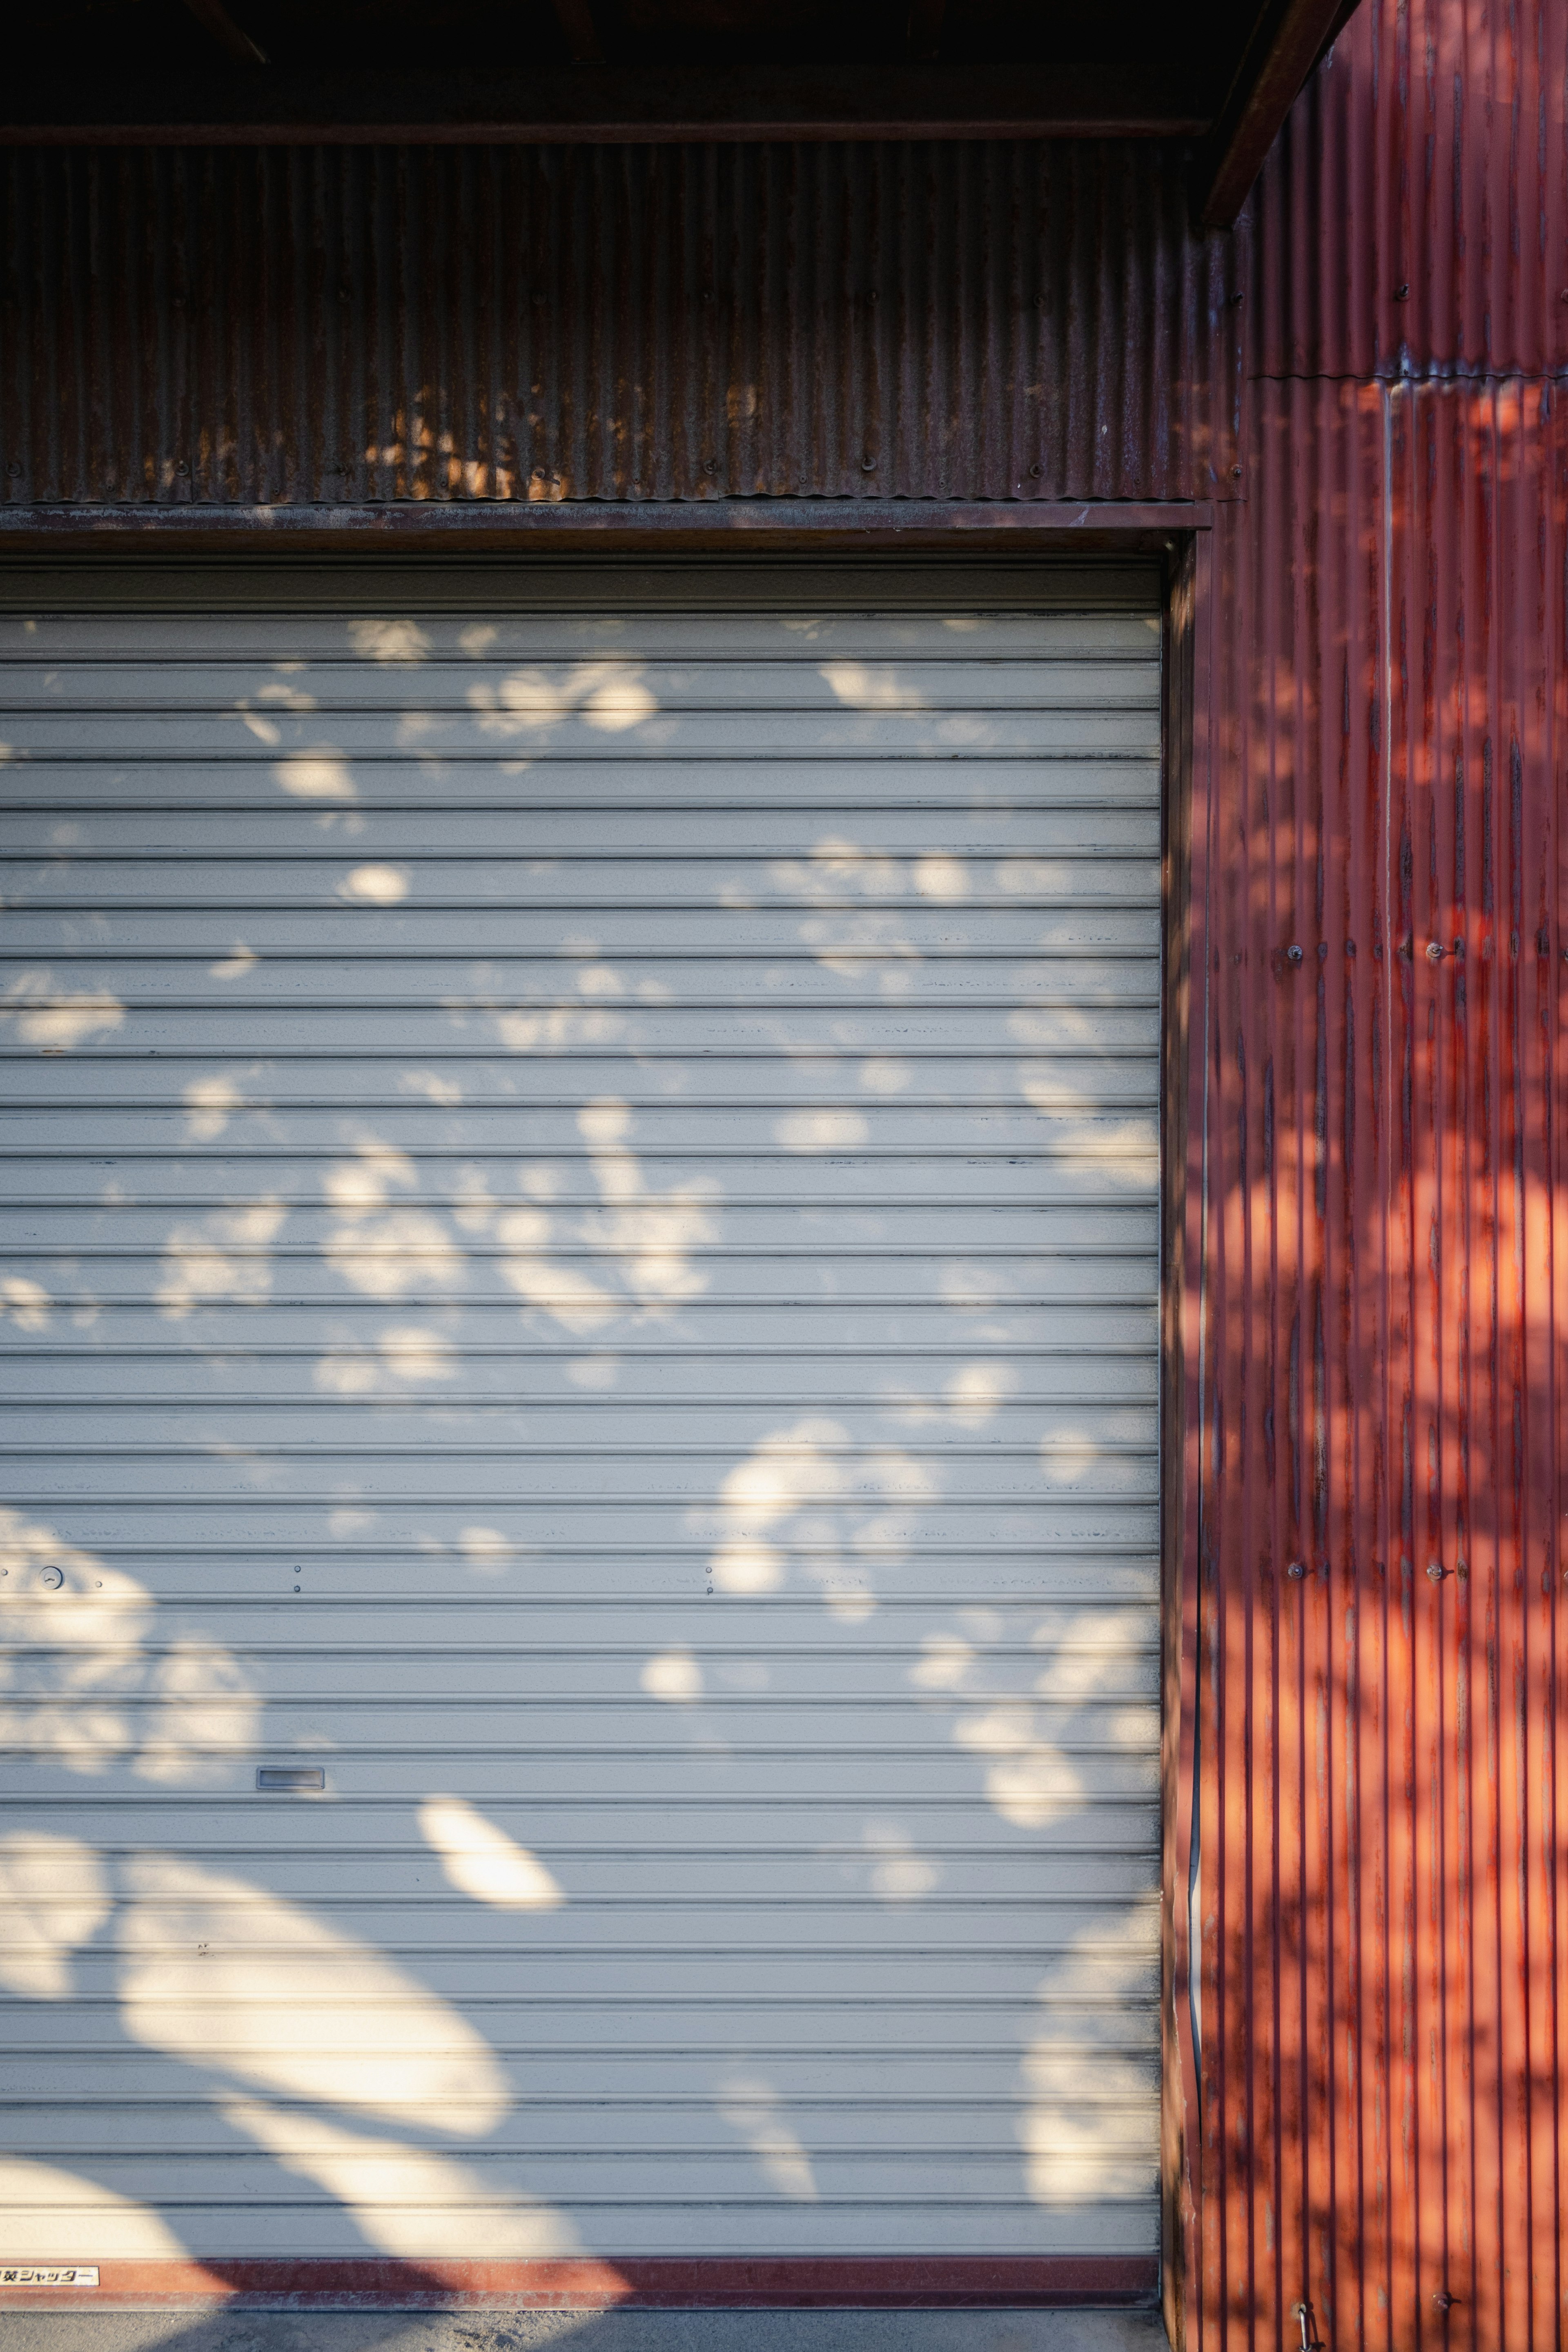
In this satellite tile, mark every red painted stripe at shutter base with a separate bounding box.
[0,2255,1159,2310]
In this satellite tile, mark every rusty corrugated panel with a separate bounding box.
[1253,0,1568,381]
[1194,368,1568,2352]
[1189,11,1568,2347]
[0,141,1243,507]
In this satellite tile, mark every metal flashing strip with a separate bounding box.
[0,503,1215,550]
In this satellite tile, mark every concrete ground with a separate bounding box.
[0,2310,1169,2352]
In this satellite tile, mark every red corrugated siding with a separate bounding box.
[1186,15,1568,2348]
[0,140,1242,505]
[1256,0,1568,380]
[1194,268,1568,2352]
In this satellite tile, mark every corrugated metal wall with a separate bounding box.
[0,143,1243,506]
[1192,3,1568,2348]
[1,0,1566,2342]
[1198,370,1568,2352]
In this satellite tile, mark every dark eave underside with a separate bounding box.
[6,0,1363,224]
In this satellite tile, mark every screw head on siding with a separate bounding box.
[1286,1560,1306,1579]
[1286,944,1304,964]
[1426,1561,1448,1581]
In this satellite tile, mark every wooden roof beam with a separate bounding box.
[181,0,267,65]
[1191,0,1361,227]
[907,0,944,62]
[0,59,1212,141]
[548,0,604,64]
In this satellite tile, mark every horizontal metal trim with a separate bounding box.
[11,1245,1157,1263]
[3,785,1166,804]
[22,1837,1154,1855]
[7,1555,1160,1572]
[0,1152,1158,1165]
[2,1107,1158,1123]
[0,1000,1164,1016]
[0,947,1163,964]
[0,1054,1161,1072]
[9,1988,1152,2009]
[7,1913,1153,1939]
[0,1390,1154,1405]
[0,1298,1166,1317]
[4,1523,1158,1541]
[6,2143,1156,2162]
[0,708,1158,726]
[0,1357,1157,1378]
[58,1910,1152,1929]
[0,498,1212,535]
[17,1744,1150,1762]
[0,1800,1154,1817]
[11,1666,1149,1686]
[0,1193,1155,1210]
[96,1697,1155,1715]
[4,2096,1151,2112]
[0,2197,1153,2214]
[0,1438,1158,1455]
[0,650,1159,668]
[0,744,1158,762]
[6,909,1158,929]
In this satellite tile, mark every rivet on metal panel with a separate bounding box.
[1286,944,1304,964]
[1426,1561,1449,1582]
[1433,2292,1455,2314]
[1230,464,1244,479]
[1394,282,1410,300]
[1425,940,1446,960]
[39,1567,63,1590]
[1286,1560,1307,1580]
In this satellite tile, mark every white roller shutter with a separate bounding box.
[0,558,1163,2269]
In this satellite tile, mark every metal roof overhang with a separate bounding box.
[6,0,1363,225]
